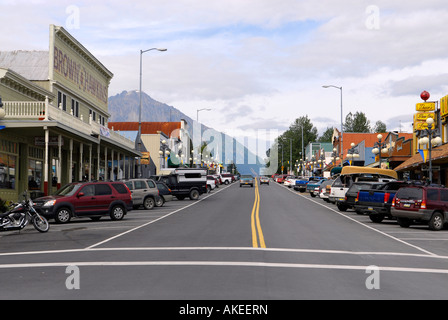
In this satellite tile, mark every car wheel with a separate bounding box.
[429,212,444,231]
[110,205,125,221]
[369,214,384,223]
[225,180,229,185]
[143,197,155,210]
[336,202,348,212]
[54,207,71,224]
[397,217,411,228]
[189,189,200,200]
[155,197,164,207]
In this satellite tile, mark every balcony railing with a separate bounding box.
[3,100,135,150]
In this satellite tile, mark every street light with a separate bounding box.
[346,143,359,165]
[372,134,388,168]
[323,85,343,167]
[138,48,167,177]
[418,117,442,184]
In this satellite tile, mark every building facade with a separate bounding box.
[0,25,139,201]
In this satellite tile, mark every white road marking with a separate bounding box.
[0,259,448,275]
[280,183,438,256]
[86,183,234,249]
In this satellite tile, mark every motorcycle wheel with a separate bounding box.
[32,215,50,233]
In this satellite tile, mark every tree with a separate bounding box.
[318,127,334,142]
[268,115,318,174]
[373,120,387,133]
[344,111,371,133]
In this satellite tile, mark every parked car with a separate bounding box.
[207,175,217,192]
[330,166,397,207]
[221,173,235,184]
[152,168,208,200]
[259,176,270,185]
[240,175,254,187]
[123,179,161,210]
[337,181,385,212]
[391,185,448,231]
[306,179,327,197]
[275,174,288,183]
[155,181,173,206]
[33,181,133,224]
[319,178,335,202]
[355,181,411,222]
[283,176,298,188]
[294,176,309,193]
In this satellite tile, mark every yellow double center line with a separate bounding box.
[251,179,266,248]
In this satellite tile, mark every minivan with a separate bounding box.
[391,185,448,231]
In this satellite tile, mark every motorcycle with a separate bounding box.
[0,192,49,233]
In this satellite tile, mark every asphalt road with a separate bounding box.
[1,180,448,302]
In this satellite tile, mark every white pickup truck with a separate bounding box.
[220,173,234,185]
[329,166,397,211]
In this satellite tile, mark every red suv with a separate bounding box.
[391,185,448,231]
[33,181,133,224]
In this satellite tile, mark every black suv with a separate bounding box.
[33,181,133,223]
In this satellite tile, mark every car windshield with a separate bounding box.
[54,183,82,196]
[348,183,378,193]
[241,175,253,179]
[396,188,423,200]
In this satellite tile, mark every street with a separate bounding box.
[1,180,448,301]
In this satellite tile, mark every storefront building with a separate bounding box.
[0,25,139,201]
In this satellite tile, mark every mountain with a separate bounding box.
[108,90,264,174]
[108,90,192,124]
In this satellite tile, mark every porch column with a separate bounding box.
[57,134,62,189]
[117,152,121,180]
[97,143,101,181]
[111,149,115,181]
[79,143,83,181]
[104,147,108,181]
[69,139,73,183]
[88,144,92,181]
[123,155,126,180]
[44,126,49,195]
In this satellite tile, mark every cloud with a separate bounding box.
[1,0,448,140]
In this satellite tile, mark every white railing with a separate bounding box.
[3,100,135,150]
[3,101,45,119]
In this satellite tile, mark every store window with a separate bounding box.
[58,91,67,111]
[28,159,43,190]
[0,153,16,190]
[71,99,79,118]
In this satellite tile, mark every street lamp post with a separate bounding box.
[372,134,388,168]
[418,117,442,184]
[346,143,359,165]
[323,85,343,167]
[138,48,167,177]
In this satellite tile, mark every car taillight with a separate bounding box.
[355,192,359,202]
[421,200,426,209]
[391,198,395,207]
[384,192,390,203]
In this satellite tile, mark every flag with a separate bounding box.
[418,149,428,163]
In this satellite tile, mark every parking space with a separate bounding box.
[279,182,448,257]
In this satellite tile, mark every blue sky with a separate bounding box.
[2,0,448,156]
